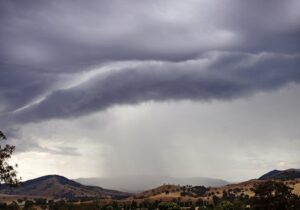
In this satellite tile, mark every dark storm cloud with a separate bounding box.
[1,0,299,66]
[0,0,300,124]
[0,65,58,113]
[10,52,300,123]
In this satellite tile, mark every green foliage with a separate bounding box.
[140,199,156,210]
[0,203,8,209]
[232,199,246,210]
[130,200,138,210]
[215,201,234,210]
[24,200,35,210]
[213,195,221,205]
[158,202,180,210]
[250,180,298,210]
[0,131,20,186]
[191,186,208,196]
[104,205,114,210]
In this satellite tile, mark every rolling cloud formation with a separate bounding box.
[0,0,299,125]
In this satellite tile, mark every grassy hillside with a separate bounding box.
[0,175,131,199]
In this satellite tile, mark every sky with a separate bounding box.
[0,0,300,182]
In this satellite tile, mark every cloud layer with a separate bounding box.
[0,0,300,180]
[9,52,300,124]
[1,0,300,124]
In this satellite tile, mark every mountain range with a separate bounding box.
[75,175,229,192]
[0,169,299,199]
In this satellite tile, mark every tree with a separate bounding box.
[232,199,246,210]
[215,201,234,210]
[24,200,34,210]
[158,202,180,210]
[130,200,138,210]
[251,180,297,210]
[0,131,20,186]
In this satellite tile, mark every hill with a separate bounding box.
[0,170,300,208]
[259,169,300,180]
[130,179,300,204]
[76,175,228,192]
[0,175,131,199]
[127,169,300,203]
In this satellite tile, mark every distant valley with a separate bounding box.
[75,175,229,192]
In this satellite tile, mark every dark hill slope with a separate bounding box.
[259,169,300,180]
[0,175,131,199]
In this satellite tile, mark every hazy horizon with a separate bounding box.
[19,166,300,183]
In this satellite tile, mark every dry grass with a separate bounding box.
[0,194,49,203]
[132,179,300,204]
[149,191,181,199]
[292,182,300,195]
[204,178,300,201]
[1,178,299,205]
[135,184,181,199]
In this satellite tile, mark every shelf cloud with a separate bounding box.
[8,52,300,124]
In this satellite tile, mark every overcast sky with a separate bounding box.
[0,0,300,182]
